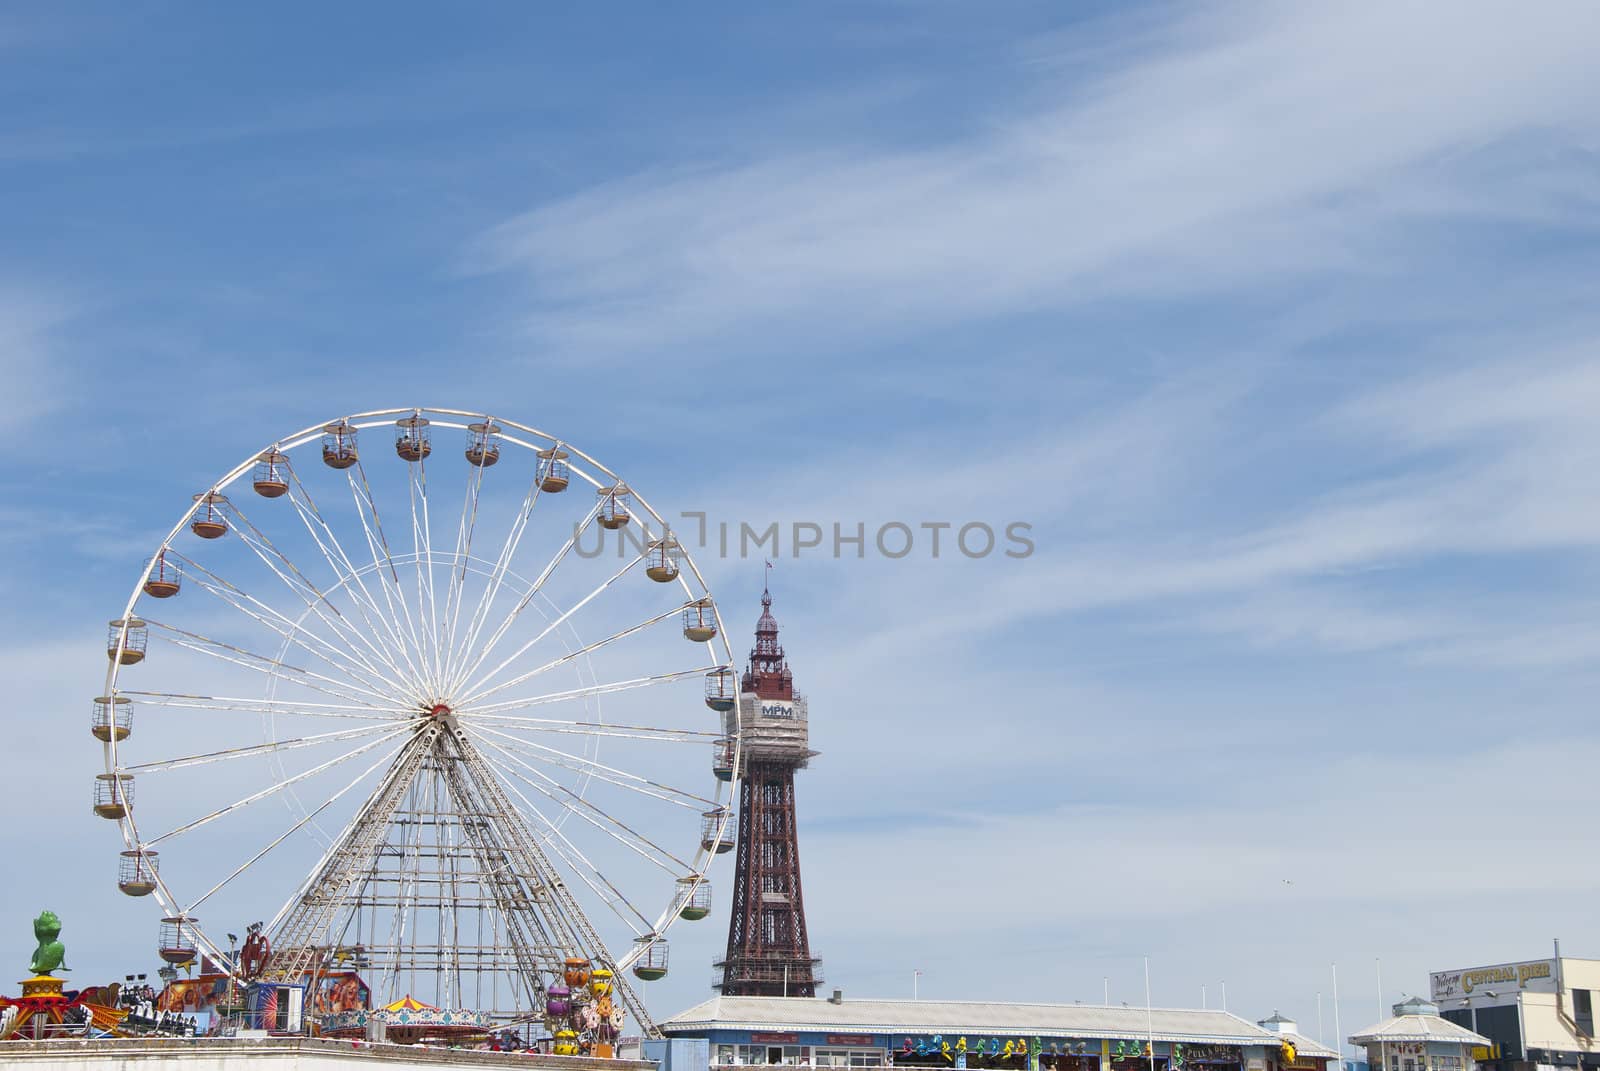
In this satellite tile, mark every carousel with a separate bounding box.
[364,994,496,1046]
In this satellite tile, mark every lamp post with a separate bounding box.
[158,964,177,1020]
[223,933,240,1029]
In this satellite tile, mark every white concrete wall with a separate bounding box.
[0,1036,656,1071]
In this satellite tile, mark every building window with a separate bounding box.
[815,1048,885,1067]
[1576,989,1594,1036]
[738,1046,790,1064]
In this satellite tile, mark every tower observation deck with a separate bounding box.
[714,586,822,997]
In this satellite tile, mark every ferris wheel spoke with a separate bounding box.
[165,551,410,706]
[474,724,714,809]
[346,462,435,697]
[476,755,654,935]
[441,749,589,964]
[455,553,643,706]
[459,602,681,709]
[466,714,720,744]
[469,729,694,876]
[464,665,720,718]
[439,444,490,684]
[474,736,692,886]
[123,722,405,774]
[208,505,420,698]
[447,492,608,699]
[182,737,408,914]
[229,494,420,695]
[451,470,547,697]
[154,634,398,712]
[263,731,432,936]
[277,469,429,696]
[405,452,446,694]
[122,690,409,723]
[148,620,406,710]
[475,734,684,892]
[143,725,414,847]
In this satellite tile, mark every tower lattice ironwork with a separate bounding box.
[715,586,822,997]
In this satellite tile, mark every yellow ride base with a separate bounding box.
[19,975,65,999]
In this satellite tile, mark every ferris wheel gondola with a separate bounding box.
[93,407,741,1033]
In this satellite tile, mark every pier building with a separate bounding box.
[660,994,1336,1071]
[1350,996,1489,1071]
[1432,950,1600,1071]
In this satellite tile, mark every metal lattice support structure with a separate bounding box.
[715,587,822,997]
[265,719,656,1032]
[92,408,742,1034]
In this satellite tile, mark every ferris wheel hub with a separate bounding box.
[422,703,458,729]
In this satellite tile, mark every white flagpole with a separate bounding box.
[1145,957,1156,1071]
[1333,964,1344,1071]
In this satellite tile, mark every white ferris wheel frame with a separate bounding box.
[97,406,741,990]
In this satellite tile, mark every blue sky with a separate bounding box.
[4,0,1600,1049]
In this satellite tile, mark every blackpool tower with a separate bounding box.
[714,585,823,997]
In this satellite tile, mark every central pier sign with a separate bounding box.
[1430,960,1556,1000]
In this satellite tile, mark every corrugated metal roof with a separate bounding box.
[661,997,1287,1045]
[1283,1031,1338,1059]
[1348,1015,1488,1046]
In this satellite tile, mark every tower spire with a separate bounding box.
[744,580,793,701]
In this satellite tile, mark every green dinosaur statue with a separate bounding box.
[29,910,66,975]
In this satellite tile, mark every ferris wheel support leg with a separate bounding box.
[452,736,661,1038]
[265,727,434,983]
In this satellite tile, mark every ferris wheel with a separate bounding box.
[93,408,742,1032]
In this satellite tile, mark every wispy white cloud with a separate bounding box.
[663,321,1600,678]
[470,2,1600,358]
